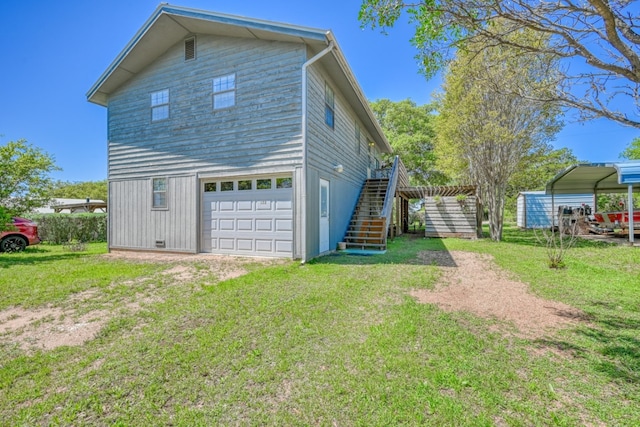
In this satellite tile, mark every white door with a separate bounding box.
[202,176,293,257]
[319,179,330,253]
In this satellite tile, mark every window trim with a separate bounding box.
[213,73,236,110]
[324,82,335,129]
[152,177,168,210]
[150,89,169,122]
[355,122,361,154]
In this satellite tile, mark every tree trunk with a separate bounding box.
[486,185,506,241]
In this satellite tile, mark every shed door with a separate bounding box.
[202,176,293,257]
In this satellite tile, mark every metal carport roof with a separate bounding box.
[545,161,640,195]
[545,161,640,244]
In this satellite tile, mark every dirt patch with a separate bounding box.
[0,305,108,351]
[0,252,284,352]
[410,250,589,339]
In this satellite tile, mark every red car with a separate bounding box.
[0,217,41,252]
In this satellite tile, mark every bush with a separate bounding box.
[28,214,107,244]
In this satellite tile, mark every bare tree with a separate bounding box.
[360,0,640,128]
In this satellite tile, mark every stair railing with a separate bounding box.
[380,155,400,234]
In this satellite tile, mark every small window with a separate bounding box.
[257,179,272,190]
[276,177,292,189]
[184,37,196,61]
[355,123,361,154]
[204,182,216,192]
[220,181,234,191]
[238,180,252,191]
[325,83,335,129]
[213,74,236,109]
[151,89,169,122]
[152,177,167,208]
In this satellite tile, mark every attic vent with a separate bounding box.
[184,37,196,61]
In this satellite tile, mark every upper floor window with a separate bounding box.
[151,89,169,122]
[184,37,196,61]
[355,122,361,154]
[152,177,167,209]
[213,74,236,110]
[325,83,335,129]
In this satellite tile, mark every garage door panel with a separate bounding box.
[256,219,273,232]
[276,200,292,210]
[237,239,254,251]
[256,201,272,210]
[220,219,235,231]
[275,240,292,253]
[238,200,253,210]
[202,180,293,257]
[255,240,273,252]
[219,238,235,250]
[237,219,254,231]
[275,219,292,232]
[220,201,234,211]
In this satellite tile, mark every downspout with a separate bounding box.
[300,39,334,264]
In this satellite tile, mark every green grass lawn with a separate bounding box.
[0,230,639,426]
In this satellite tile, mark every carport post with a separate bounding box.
[629,184,635,244]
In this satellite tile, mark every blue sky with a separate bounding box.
[1,0,638,182]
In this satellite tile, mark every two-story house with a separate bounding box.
[87,4,396,260]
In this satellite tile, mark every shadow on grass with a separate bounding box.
[312,234,457,267]
[0,250,96,269]
[535,316,640,384]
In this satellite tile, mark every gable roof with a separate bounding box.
[87,4,391,152]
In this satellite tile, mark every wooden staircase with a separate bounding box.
[343,178,389,250]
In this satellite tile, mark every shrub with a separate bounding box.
[28,214,107,244]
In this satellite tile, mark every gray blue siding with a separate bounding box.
[303,64,379,257]
[109,175,197,251]
[107,35,306,180]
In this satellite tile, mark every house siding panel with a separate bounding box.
[107,35,305,180]
[109,175,197,252]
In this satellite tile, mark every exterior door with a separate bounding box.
[319,179,330,253]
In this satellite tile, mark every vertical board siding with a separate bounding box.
[109,176,197,251]
[107,35,305,180]
[516,192,595,228]
[424,196,478,238]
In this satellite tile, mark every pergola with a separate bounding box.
[545,161,640,243]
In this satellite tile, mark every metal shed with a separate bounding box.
[516,191,595,229]
[546,161,640,243]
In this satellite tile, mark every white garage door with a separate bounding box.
[202,176,293,257]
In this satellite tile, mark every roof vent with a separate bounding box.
[185,37,196,61]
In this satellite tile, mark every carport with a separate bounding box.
[546,161,640,244]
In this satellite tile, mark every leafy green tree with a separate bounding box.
[53,180,108,202]
[359,0,640,128]
[370,99,447,185]
[0,140,60,227]
[620,137,640,160]
[434,26,563,241]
